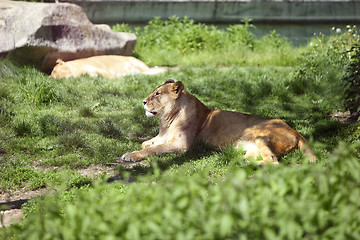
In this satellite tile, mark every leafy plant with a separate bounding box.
[227,18,255,49]
[342,44,360,117]
[112,17,294,67]
[19,142,360,240]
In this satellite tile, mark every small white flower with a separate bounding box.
[332,27,335,31]
[310,42,314,47]
[336,28,342,34]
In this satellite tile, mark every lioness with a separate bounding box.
[120,80,316,165]
[50,55,165,79]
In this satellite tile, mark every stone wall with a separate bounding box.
[63,0,360,24]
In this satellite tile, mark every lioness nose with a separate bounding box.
[143,100,147,105]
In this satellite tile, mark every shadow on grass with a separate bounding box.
[108,141,219,184]
[312,119,358,150]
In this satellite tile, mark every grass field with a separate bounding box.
[1,19,359,239]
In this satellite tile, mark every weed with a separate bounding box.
[38,114,70,137]
[0,59,18,78]
[342,44,360,116]
[227,18,255,48]
[98,117,123,139]
[17,68,60,106]
[79,106,96,118]
[113,17,296,67]
[57,130,88,153]
[12,120,33,137]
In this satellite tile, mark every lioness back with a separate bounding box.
[201,110,299,148]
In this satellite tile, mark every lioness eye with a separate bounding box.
[155,92,161,96]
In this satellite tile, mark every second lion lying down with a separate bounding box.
[120,80,316,165]
[50,55,165,79]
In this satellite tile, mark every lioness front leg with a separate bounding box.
[120,142,188,162]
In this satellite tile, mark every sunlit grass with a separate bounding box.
[0,58,355,191]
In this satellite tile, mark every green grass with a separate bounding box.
[1,18,360,239]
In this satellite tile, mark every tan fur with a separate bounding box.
[50,55,165,79]
[120,80,316,165]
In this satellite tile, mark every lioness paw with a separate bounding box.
[119,151,144,162]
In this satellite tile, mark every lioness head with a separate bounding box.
[143,79,184,118]
[50,59,74,79]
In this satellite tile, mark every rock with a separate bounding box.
[0,0,136,73]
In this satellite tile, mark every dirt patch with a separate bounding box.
[77,164,117,177]
[33,163,118,178]
[1,209,22,227]
[0,188,48,228]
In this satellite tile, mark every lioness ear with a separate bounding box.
[171,81,184,98]
[164,79,175,84]
[56,59,64,65]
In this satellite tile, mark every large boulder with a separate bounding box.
[0,0,136,73]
